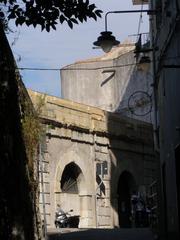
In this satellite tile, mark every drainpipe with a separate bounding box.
[39,144,47,239]
[150,1,160,153]
[94,188,98,228]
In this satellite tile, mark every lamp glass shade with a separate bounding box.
[93,31,120,53]
[101,40,114,53]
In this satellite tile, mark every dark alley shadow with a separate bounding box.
[106,49,156,229]
[48,228,154,240]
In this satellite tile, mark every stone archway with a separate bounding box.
[60,162,84,194]
[53,148,96,228]
[56,162,85,226]
[117,171,137,228]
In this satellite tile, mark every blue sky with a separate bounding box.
[7,0,149,97]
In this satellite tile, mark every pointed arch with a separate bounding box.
[60,162,84,194]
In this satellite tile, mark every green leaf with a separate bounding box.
[85,0,89,6]
[83,15,87,22]
[46,24,50,32]
[8,11,16,19]
[89,4,95,11]
[90,12,97,21]
[51,24,56,30]
[41,23,45,31]
[78,15,84,23]
[60,14,66,23]
[67,20,73,29]
[33,22,37,28]
[95,9,103,18]
[70,18,78,24]
[13,4,19,10]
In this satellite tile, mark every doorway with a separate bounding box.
[117,171,136,228]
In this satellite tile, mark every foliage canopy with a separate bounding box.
[0,0,102,31]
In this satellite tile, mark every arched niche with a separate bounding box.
[54,151,89,196]
[60,162,85,194]
[55,159,94,228]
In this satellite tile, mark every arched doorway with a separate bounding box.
[57,162,85,227]
[117,171,136,228]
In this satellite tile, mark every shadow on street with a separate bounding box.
[47,228,154,240]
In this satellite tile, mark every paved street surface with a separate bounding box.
[47,228,154,240]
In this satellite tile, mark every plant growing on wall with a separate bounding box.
[18,85,46,238]
[21,92,46,180]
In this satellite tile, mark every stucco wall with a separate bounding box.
[61,59,116,111]
[61,44,153,123]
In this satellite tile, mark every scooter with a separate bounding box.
[55,209,73,228]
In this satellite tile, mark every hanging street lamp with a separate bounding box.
[93,31,120,53]
[93,10,157,53]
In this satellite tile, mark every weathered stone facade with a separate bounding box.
[149,1,180,238]
[29,89,157,229]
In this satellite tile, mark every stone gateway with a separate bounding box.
[29,90,157,229]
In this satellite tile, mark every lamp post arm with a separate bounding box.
[105,10,157,31]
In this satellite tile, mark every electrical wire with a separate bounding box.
[14,54,180,72]
[17,62,136,71]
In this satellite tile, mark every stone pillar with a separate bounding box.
[79,195,94,228]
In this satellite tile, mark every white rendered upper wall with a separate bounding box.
[61,43,153,123]
[132,0,149,5]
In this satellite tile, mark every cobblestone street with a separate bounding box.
[47,228,154,240]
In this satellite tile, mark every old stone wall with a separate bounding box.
[29,90,157,229]
[0,25,40,239]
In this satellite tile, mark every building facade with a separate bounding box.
[149,0,180,239]
[61,42,153,123]
[29,90,157,229]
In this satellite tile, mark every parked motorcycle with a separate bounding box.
[55,209,73,228]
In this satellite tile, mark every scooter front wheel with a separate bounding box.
[55,221,63,228]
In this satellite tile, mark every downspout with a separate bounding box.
[93,133,98,228]
[150,0,160,153]
[39,144,47,239]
